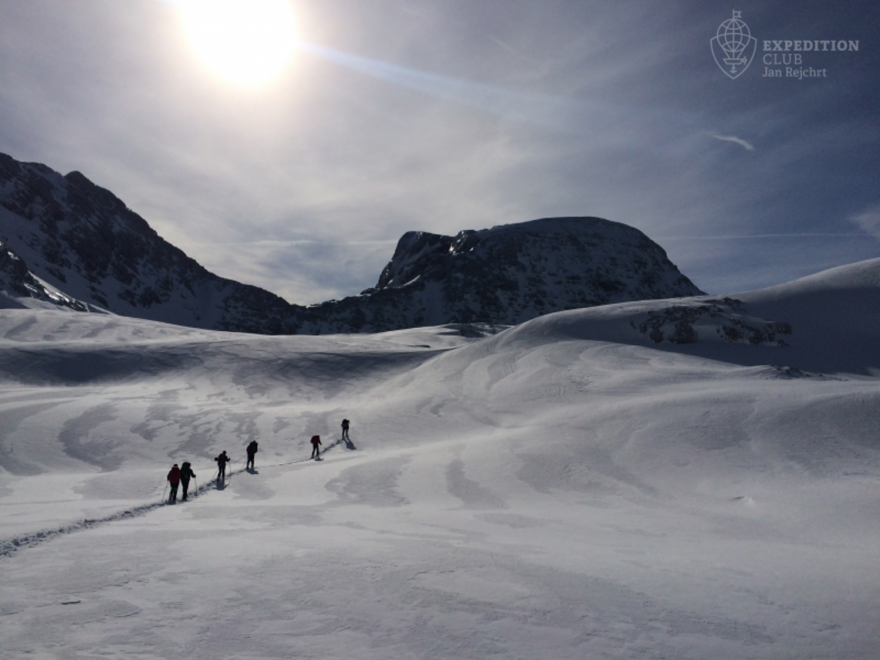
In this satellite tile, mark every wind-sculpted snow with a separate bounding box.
[0,261,879,658]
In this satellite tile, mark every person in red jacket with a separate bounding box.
[167,463,181,503]
[310,435,322,459]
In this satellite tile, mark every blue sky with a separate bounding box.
[1,0,878,303]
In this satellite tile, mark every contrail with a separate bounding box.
[296,41,575,128]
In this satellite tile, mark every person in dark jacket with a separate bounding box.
[341,419,350,441]
[180,461,196,501]
[310,435,322,459]
[167,463,180,503]
[215,451,230,480]
[246,440,259,470]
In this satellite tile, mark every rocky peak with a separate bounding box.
[0,152,293,332]
[354,216,703,328]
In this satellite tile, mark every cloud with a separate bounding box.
[709,132,755,151]
[177,239,398,305]
[849,205,880,239]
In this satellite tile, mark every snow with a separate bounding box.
[1,259,879,658]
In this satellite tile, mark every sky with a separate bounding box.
[0,0,878,304]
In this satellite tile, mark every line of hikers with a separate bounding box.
[165,420,352,503]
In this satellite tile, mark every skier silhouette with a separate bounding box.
[215,451,230,480]
[246,440,258,470]
[167,463,180,503]
[341,419,350,441]
[180,461,196,501]
[310,435,322,459]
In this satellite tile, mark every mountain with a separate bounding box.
[0,153,297,334]
[0,152,703,333]
[298,217,704,332]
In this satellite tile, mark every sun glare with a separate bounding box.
[179,0,297,87]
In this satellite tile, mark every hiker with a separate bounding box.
[310,435,322,459]
[341,419,350,441]
[246,440,259,470]
[167,463,180,503]
[215,450,230,480]
[180,461,196,501]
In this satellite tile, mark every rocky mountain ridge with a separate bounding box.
[0,152,703,333]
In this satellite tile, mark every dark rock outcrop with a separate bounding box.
[0,152,295,332]
[0,240,90,311]
[298,218,704,332]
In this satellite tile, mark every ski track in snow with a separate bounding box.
[0,441,343,558]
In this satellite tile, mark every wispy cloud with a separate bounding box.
[658,233,864,240]
[709,132,755,151]
[849,205,880,239]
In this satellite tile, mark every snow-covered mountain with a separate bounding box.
[1,152,702,333]
[0,153,297,333]
[0,258,878,658]
[300,217,703,332]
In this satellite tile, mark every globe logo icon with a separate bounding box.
[711,10,757,79]
[717,18,750,63]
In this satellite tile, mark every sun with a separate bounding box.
[179,0,297,87]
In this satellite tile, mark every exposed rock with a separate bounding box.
[0,240,89,311]
[630,297,792,346]
[300,218,704,332]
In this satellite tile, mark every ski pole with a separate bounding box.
[162,482,168,502]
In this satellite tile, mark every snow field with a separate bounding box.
[1,260,879,658]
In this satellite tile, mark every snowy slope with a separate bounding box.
[0,262,878,658]
[493,257,880,375]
